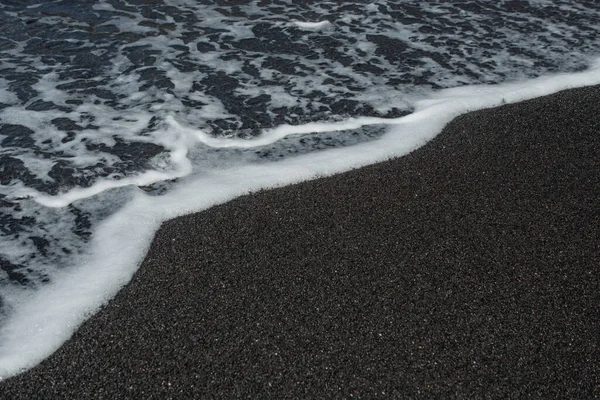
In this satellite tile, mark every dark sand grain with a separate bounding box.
[1,85,599,399]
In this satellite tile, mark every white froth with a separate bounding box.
[99,16,157,34]
[1,60,600,379]
[32,73,73,106]
[32,116,197,208]
[0,79,18,105]
[291,21,333,31]
[168,115,397,149]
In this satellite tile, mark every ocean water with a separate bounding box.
[0,0,599,379]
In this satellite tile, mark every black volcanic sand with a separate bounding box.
[2,86,600,399]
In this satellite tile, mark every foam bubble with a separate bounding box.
[291,21,333,31]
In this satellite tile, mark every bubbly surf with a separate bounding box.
[0,0,599,379]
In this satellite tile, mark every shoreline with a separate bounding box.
[1,85,599,398]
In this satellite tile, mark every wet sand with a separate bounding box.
[1,85,599,398]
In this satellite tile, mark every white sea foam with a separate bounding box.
[169,115,396,149]
[1,59,599,379]
[291,21,333,31]
[0,79,18,105]
[30,119,196,208]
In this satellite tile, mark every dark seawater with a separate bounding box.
[0,0,598,377]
